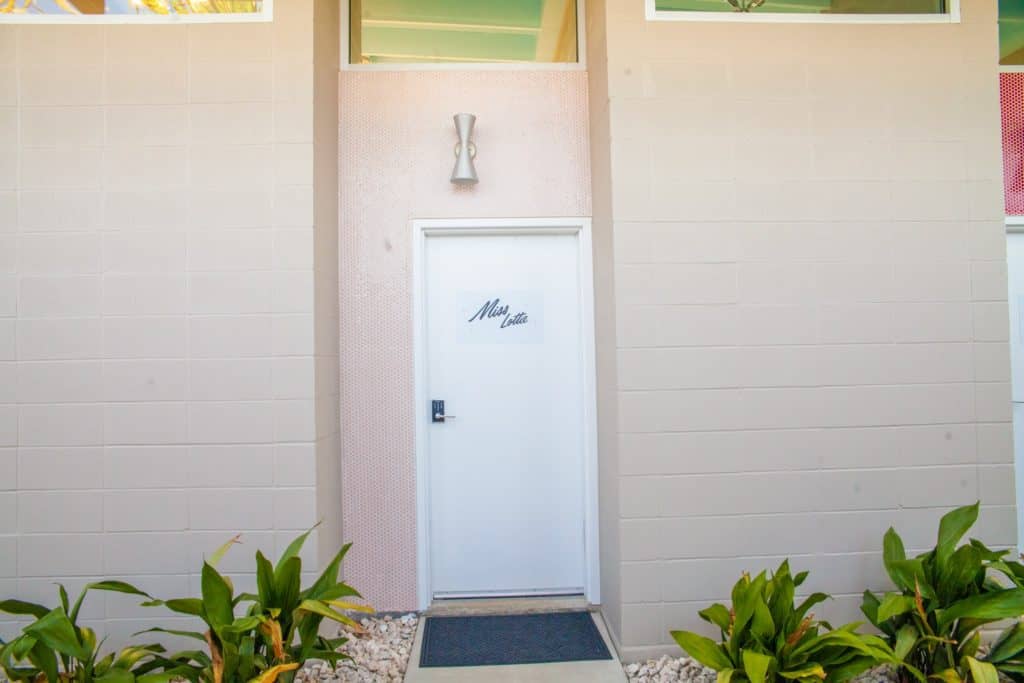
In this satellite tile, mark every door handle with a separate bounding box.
[431,399,456,423]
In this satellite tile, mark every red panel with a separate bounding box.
[1002,73,1024,215]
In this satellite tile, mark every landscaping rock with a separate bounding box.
[297,613,418,683]
[623,655,718,683]
[622,657,900,683]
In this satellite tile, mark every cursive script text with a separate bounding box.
[467,298,529,329]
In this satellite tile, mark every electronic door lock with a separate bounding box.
[431,399,456,423]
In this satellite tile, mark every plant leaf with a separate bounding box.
[220,616,263,635]
[24,608,89,661]
[0,600,50,620]
[861,591,882,628]
[137,674,191,683]
[779,664,826,680]
[255,551,276,607]
[877,594,916,622]
[304,543,352,601]
[260,619,285,662]
[142,598,204,617]
[794,593,829,621]
[274,556,302,614]
[986,621,1024,663]
[112,644,165,670]
[73,580,154,622]
[937,589,1024,629]
[201,562,235,629]
[699,604,733,633]
[742,650,774,683]
[733,572,767,639]
[95,668,135,683]
[930,668,962,683]
[891,559,936,600]
[325,600,374,614]
[317,583,362,601]
[238,634,255,681]
[207,534,242,568]
[27,639,59,683]
[11,634,38,660]
[276,525,319,573]
[936,502,980,573]
[959,631,981,660]
[295,600,361,631]
[57,585,69,615]
[895,624,918,661]
[250,662,300,683]
[751,600,775,642]
[85,580,153,598]
[938,545,983,603]
[883,528,909,587]
[965,656,999,683]
[671,631,733,671]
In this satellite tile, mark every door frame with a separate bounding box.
[411,217,600,610]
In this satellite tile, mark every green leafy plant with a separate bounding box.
[978,618,1024,681]
[0,581,184,683]
[143,529,371,683]
[671,561,900,683]
[861,501,1024,683]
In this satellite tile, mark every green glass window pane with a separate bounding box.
[0,0,261,16]
[1002,0,1024,65]
[654,0,944,13]
[351,0,578,64]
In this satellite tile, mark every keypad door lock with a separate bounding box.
[432,400,456,423]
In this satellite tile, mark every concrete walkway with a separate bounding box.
[403,611,627,683]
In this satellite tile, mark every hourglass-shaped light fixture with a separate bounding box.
[450,113,478,185]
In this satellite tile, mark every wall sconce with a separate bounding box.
[451,113,478,185]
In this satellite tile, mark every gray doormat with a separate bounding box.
[419,611,613,668]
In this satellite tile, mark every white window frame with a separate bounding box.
[646,0,960,24]
[0,0,270,23]
[340,0,585,71]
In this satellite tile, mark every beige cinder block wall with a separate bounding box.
[589,0,1017,661]
[313,0,343,570]
[586,0,624,646]
[0,0,342,643]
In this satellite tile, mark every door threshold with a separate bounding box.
[426,595,591,617]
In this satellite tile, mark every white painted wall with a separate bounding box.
[589,0,1016,661]
[0,0,341,643]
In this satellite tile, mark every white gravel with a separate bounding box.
[623,657,900,683]
[298,613,419,683]
[624,655,719,683]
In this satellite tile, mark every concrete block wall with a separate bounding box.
[312,0,342,573]
[589,0,1017,661]
[0,0,340,642]
[585,0,624,647]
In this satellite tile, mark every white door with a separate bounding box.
[424,230,587,598]
[1007,232,1024,551]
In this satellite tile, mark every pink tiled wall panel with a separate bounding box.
[1002,73,1024,215]
[338,70,592,611]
